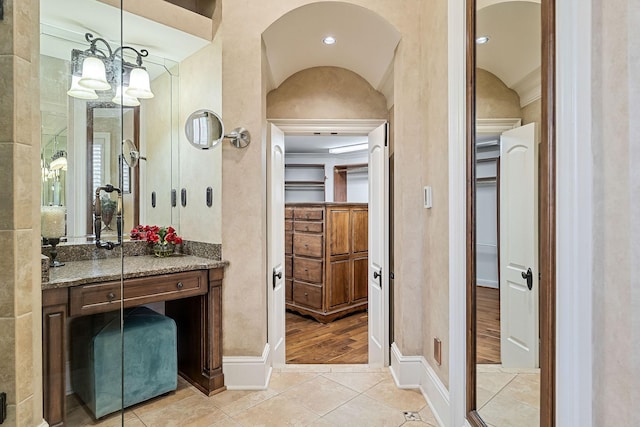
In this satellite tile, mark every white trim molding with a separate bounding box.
[222,344,273,390]
[556,0,593,426]
[268,119,387,135]
[512,67,542,108]
[390,343,449,427]
[448,0,468,425]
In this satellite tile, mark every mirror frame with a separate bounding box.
[465,1,557,426]
[86,102,140,237]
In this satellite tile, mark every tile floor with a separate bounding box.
[476,364,540,427]
[66,365,439,427]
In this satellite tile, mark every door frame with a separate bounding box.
[267,118,388,367]
[464,1,556,426]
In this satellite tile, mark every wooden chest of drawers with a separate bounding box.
[285,203,368,323]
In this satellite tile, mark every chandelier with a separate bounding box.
[67,33,154,106]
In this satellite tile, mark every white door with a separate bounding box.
[499,123,539,368]
[368,123,389,366]
[268,123,286,366]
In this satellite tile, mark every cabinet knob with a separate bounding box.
[107,292,116,301]
[304,244,309,248]
[304,292,309,296]
[304,268,308,272]
[176,281,184,289]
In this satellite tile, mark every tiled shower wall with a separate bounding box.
[0,0,44,425]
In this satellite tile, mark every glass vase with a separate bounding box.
[153,243,174,258]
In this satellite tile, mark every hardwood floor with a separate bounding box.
[477,286,501,364]
[286,310,368,364]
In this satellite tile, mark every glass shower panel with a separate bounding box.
[40,0,127,424]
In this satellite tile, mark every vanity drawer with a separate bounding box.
[293,234,323,258]
[293,257,323,283]
[293,281,322,309]
[294,221,323,233]
[294,208,323,221]
[70,270,207,316]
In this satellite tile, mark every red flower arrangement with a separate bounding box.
[130,225,183,246]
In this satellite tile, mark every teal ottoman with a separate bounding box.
[70,306,178,419]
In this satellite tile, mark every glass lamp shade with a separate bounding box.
[112,85,140,106]
[67,75,99,99]
[78,56,111,91]
[125,67,154,99]
[49,156,68,171]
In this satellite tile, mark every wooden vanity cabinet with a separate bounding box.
[42,266,225,426]
[286,203,368,323]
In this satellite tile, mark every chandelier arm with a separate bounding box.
[85,33,114,58]
[113,46,149,67]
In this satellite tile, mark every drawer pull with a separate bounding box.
[304,268,308,272]
[304,244,309,248]
[176,282,184,290]
[304,292,309,296]
[107,292,116,301]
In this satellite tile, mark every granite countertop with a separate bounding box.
[43,255,228,290]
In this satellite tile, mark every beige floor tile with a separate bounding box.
[130,385,198,417]
[476,385,496,409]
[210,389,279,416]
[328,365,388,373]
[231,394,319,427]
[418,403,439,426]
[479,392,539,427]
[364,378,427,412]
[278,364,332,373]
[267,371,318,393]
[403,421,436,427]
[65,399,139,427]
[476,371,516,394]
[136,394,227,427]
[281,375,359,416]
[305,416,339,427]
[499,373,540,408]
[321,371,388,393]
[321,394,406,427]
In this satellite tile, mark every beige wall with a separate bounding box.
[178,38,223,244]
[267,66,388,119]
[476,68,522,119]
[521,98,541,126]
[221,0,451,388]
[143,71,176,228]
[420,0,450,385]
[592,0,639,424]
[0,0,44,424]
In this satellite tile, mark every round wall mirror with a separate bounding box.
[184,109,224,150]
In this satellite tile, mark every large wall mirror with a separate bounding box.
[40,24,180,243]
[466,0,555,426]
[86,103,140,238]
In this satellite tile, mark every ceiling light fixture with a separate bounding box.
[476,36,490,44]
[328,143,368,154]
[67,33,154,103]
[322,36,337,45]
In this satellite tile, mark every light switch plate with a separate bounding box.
[424,186,432,208]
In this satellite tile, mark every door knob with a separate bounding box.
[521,268,533,290]
[272,268,282,289]
[373,270,382,288]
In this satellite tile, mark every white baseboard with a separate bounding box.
[222,343,272,390]
[38,420,49,427]
[390,343,450,427]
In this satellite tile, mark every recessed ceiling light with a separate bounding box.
[322,36,336,45]
[476,36,490,44]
